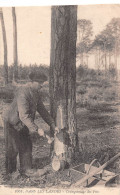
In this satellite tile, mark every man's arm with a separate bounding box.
[37,98,55,130]
[17,88,38,133]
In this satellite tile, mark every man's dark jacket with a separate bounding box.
[3,82,54,132]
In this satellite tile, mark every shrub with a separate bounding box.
[0,64,49,82]
[0,85,15,101]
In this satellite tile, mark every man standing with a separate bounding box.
[3,72,57,175]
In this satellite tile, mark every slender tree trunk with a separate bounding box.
[0,8,8,85]
[12,7,18,82]
[95,47,98,70]
[49,6,79,165]
[114,41,118,80]
[114,52,117,69]
[109,51,111,70]
[86,54,88,68]
[98,48,101,69]
[104,43,107,76]
[96,48,101,75]
[109,51,113,76]
[114,32,118,72]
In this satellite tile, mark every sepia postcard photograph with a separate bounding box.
[0,0,120,194]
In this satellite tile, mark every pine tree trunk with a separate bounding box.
[0,8,8,85]
[109,51,111,70]
[86,54,89,68]
[114,34,118,72]
[95,47,98,70]
[105,52,107,71]
[49,6,79,165]
[12,7,18,82]
[98,48,100,70]
[104,43,107,76]
[114,40,118,79]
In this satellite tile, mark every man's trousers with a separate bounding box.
[4,121,32,174]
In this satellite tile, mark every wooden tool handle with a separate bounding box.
[45,134,54,144]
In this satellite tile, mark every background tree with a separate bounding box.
[0,8,8,85]
[106,18,120,72]
[77,19,93,66]
[49,6,79,165]
[12,7,18,82]
[92,18,120,77]
[93,31,115,73]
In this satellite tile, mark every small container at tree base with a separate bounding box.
[52,155,66,172]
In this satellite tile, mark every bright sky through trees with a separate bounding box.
[0,5,120,67]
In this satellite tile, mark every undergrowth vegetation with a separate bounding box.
[0,65,120,187]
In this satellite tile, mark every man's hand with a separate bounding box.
[50,123,60,136]
[38,128,45,137]
[55,126,59,133]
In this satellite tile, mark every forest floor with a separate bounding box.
[0,76,120,188]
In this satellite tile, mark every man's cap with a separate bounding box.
[28,71,48,83]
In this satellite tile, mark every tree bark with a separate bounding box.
[114,42,118,79]
[49,6,79,165]
[104,43,107,76]
[12,7,18,81]
[0,8,8,85]
[86,54,89,68]
[98,48,100,70]
[109,51,111,70]
[95,47,98,70]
